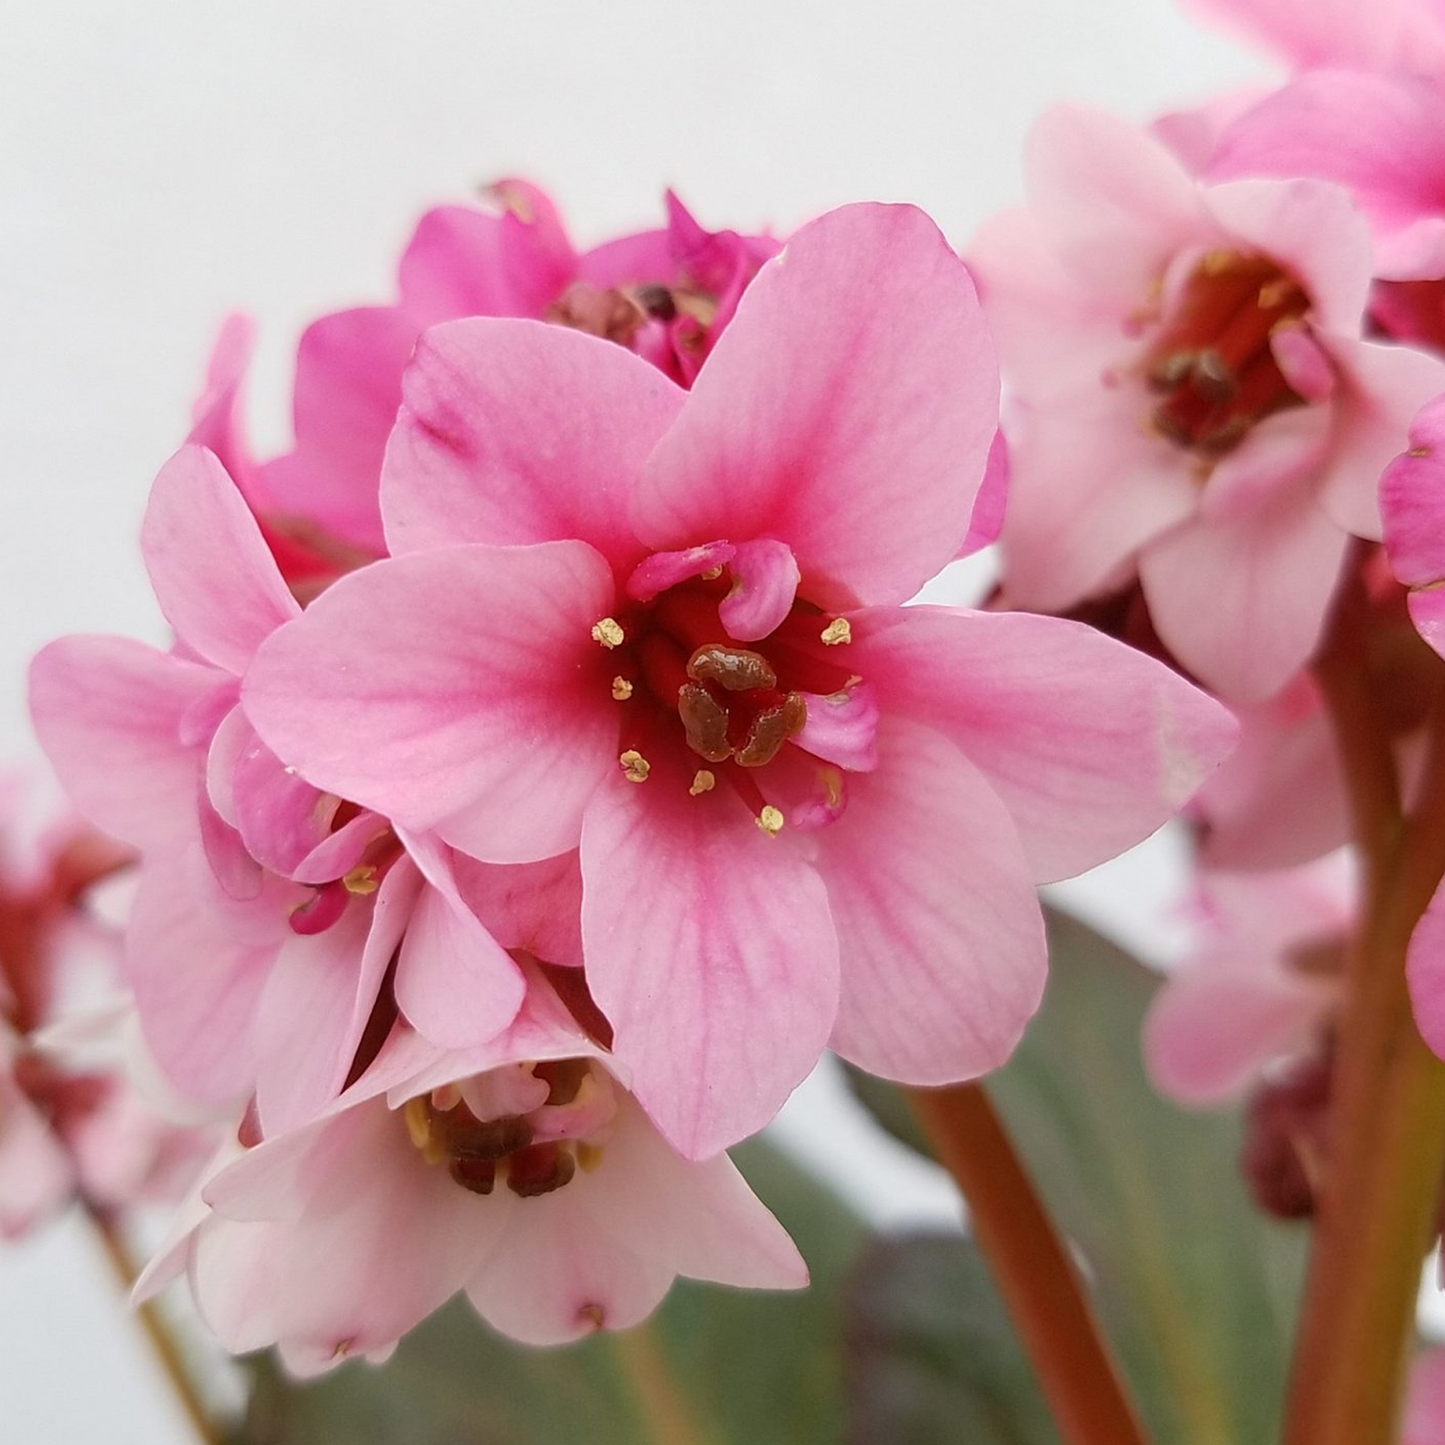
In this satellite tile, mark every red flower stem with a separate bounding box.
[87,1204,221,1445]
[1282,582,1445,1445]
[907,1081,1151,1445]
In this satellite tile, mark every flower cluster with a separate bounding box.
[28,185,1236,1366]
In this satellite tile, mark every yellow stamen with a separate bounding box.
[591,617,625,649]
[820,618,852,646]
[757,805,785,836]
[576,1141,605,1173]
[404,1097,431,1149]
[620,750,651,783]
[342,865,379,896]
[689,769,716,796]
[819,766,843,809]
[701,564,724,580]
[611,676,634,701]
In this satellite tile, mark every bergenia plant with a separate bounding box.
[15,2,1445,1442]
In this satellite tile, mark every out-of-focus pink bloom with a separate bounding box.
[1383,394,1445,658]
[1406,1348,1445,1445]
[140,972,804,1372]
[244,202,1238,1159]
[1181,0,1445,75]
[258,185,780,557]
[0,1022,74,1237]
[1144,854,1354,1104]
[30,447,529,1128]
[972,104,1445,702]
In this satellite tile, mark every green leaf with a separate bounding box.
[847,906,1308,1445]
[841,1234,1060,1445]
[235,1138,868,1445]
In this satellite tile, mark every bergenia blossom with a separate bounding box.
[242,201,1238,1160]
[971,104,1445,702]
[29,446,533,1132]
[1143,854,1353,1104]
[139,969,804,1372]
[258,184,780,556]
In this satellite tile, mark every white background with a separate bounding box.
[0,3,1263,1440]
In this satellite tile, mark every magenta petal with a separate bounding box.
[580,761,839,1160]
[634,204,999,608]
[820,719,1045,1082]
[30,637,216,850]
[142,445,299,674]
[244,542,617,862]
[382,318,683,567]
[718,539,801,642]
[393,833,525,1049]
[851,607,1238,883]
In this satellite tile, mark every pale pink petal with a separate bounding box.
[1180,0,1429,70]
[580,754,839,1160]
[0,1042,75,1236]
[124,851,286,1104]
[1319,335,1445,541]
[850,607,1238,882]
[718,539,801,641]
[452,852,585,969]
[1409,877,1445,1063]
[261,306,421,553]
[1203,178,1373,334]
[205,703,250,827]
[1139,493,1350,704]
[1211,72,1445,281]
[29,637,216,850]
[634,204,998,608]
[1026,106,1209,307]
[141,446,299,674]
[381,319,683,567]
[818,718,1045,1082]
[794,682,880,772]
[1144,966,1330,1104]
[230,724,333,877]
[393,836,525,1049]
[187,313,262,509]
[398,194,576,326]
[1198,405,1331,525]
[244,542,617,863]
[253,860,421,1135]
[1270,327,1334,404]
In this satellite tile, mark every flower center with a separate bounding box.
[591,552,877,833]
[405,1057,616,1199]
[1145,251,1311,457]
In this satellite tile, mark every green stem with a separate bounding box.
[908,1082,1151,1445]
[1282,588,1445,1445]
[611,1318,715,1445]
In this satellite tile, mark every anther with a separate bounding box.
[591,617,625,649]
[342,864,379,895]
[678,683,733,762]
[700,565,724,580]
[757,805,785,836]
[611,676,634,701]
[619,749,651,783]
[820,618,852,646]
[690,769,716,796]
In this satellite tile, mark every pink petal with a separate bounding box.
[959,431,1009,558]
[634,204,999,608]
[1405,1349,1445,1445]
[1139,492,1350,704]
[1198,405,1331,525]
[717,538,801,642]
[29,637,216,850]
[187,313,263,510]
[795,682,881,773]
[230,723,334,877]
[141,446,299,674]
[381,318,683,568]
[625,541,736,602]
[0,1042,75,1237]
[819,718,1046,1082]
[1026,105,1209,307]
[1143,966,1330,1104]
[1409,877,1445,1063]
[1181,0,1432,70]
[579,755,839,1160]
[261,305,422,553]
[393,833,525,1049]
[1383,395,1445,589]
[253,860,421,1135]
[1270,327,1335,403]
[244,542,618,863]
[452,852,586,969]
[398,194,576,326]
[851,607,1238,882]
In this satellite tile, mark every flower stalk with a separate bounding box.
[908,1081,1150,1445]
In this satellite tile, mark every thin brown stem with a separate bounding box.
[908,1081,1150,1445]
[87,1205,221,1445]
[1282,588,1445,1445]
[610,1317,716,1445]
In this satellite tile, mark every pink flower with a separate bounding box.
[243,202,1238,1159]
[30,447,531,1128]
[0,1022,75,1237]
[972,104,1445,703]
[1406,1348,1445,1445]
[1143,854,1353,1105]
[260,185,780,556]
[138,971,804,1372]
[1383,394,1445,660]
